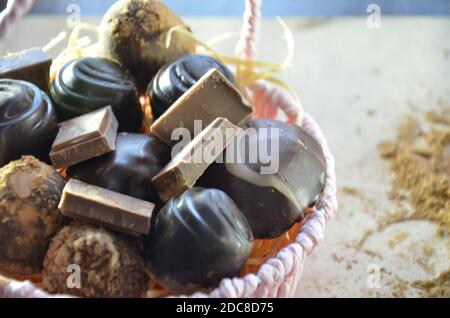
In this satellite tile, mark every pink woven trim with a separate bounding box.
[236,0,261,60]
[0,0,35,39]
[0,280,70,298]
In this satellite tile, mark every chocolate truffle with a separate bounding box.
[148,54,234,119]
[0,156,65,275]
[143,188,253,294]
[43,224,149,298]
[199,119,327,239]
[50,57,142,132]
[67,133,171,205]
[99,0,196,92]
[0,79,58,167]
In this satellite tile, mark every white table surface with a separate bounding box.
[1,16,449,297]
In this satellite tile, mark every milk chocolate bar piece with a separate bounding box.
[150,68,252,145]
[59,179,154,236]
[50,106,118,168]
[152,117,242,202]
[0,48,52,92]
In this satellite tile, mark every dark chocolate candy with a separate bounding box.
[0,79,58,167]
[143,188,253,294]
[198,119,327,239]
[50,57,142,132]
[0,48,52,93]
[67,133,171,204]
[148,54,234,119]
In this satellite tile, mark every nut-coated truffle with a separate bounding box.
[43,224,149,298]
[0,156,65,275]
[99,0,196,92]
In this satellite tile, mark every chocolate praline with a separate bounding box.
[67,133,171,205]
[0,79,58,167]
[0,156,65,275]
[198,119,327,239]
[99,0,196,93]
[43,224,149,297]
[148,54,234,119]
[50,57,142,132]
[143,188,253,294]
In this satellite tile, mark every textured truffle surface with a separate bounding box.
[0,156,65,275]
[43,224,149,298]
[99,0,196,92]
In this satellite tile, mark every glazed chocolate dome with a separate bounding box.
[0,79,58,167]
[199,119,327,239]
[50,57,142,132]
[143,188,253,294]
[147,54,234,119]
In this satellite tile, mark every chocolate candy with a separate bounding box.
[199,119,327,239]
[151,69,253,145]
[59,179,154,236]
[50,106,118,169]
[0,156,65,275]
[44,224,149,297]
[148,54,234,119]
[152,117,242,202]
[0,79,58,167]
[67,133,171,204]
[143,188,253,294]
[99,0,196,93]
[50,57,142,132]
[0,48,52,92]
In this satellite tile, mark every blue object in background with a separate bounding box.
[28,0,450,16]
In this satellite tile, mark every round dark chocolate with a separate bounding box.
[147,54,234,119]
[0,79,58,167]
[67,133,171,205]
[143,188,253,294]
[50,57,142,132]
[198,119,327,239]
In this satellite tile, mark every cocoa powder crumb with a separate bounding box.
[378,107,450,234]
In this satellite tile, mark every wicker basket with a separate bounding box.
[0,0,337,298]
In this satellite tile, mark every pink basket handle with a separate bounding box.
[0,0,35,39]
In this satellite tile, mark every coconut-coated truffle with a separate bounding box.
[99,0,196,92]
[0,156,65,275]
[43,224,149,298]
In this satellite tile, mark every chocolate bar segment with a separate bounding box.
[152,117,242,202]
[150,69,252,145]
[59,179,154,236]
[0,48,52,92]
[50,106,118,169]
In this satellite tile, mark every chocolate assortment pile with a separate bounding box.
[0,0,326,297]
